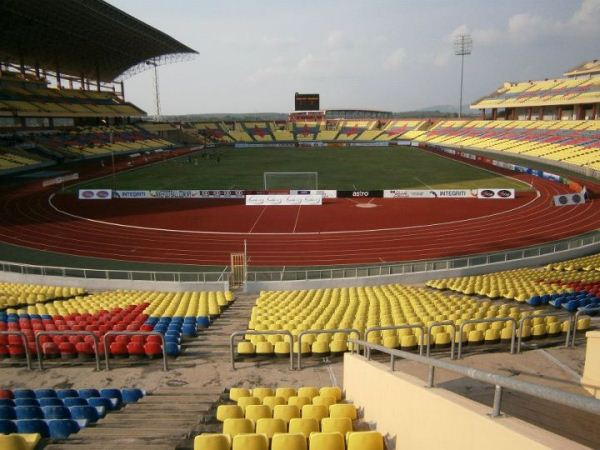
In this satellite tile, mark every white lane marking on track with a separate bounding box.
[48,185,540,236]
[292,205,302,233]
[248,206,268,233]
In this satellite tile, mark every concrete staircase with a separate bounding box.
[43,389,217,450]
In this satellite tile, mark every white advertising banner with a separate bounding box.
[245,195,323,206]
[476,188,516,199]
[78,189,112,200]
[553,192,586,206]
[43,172,79,187]
[383,189,477,199]
[113,190,245,199]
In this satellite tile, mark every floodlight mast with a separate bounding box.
[146,59,162,121]
[454,34,473,118]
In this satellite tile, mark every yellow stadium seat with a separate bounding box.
[216,405,244,422]
[263,396,286,409]
[252,387,275,401]
[231,433,269,450]
[321,417,353,434]
[288,418,319,437]
[346,431,384,450]
[237,396,261,412]
[273,404,300,424]
[302,404,329,421]
[229,388,251,401]
[194,433,231,450]
[271,433,307,450]
[312,395,336,408]
[309,432,345,450]
[223,418,254,438]
[319,386,342,401]
[297,387,319,400]
[275,387,297,401]
[0,434,41,450]
[245,405,272,423]
[288,396,312,409]
[329,403,357,420]
[255,418,286,438]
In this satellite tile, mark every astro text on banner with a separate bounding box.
[476,188,516,199]
[245,195,322,206]
[78,189,112,200]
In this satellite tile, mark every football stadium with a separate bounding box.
[1,0,600,449]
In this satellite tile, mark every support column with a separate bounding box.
[582,331,600,399]
[96,65,101,92]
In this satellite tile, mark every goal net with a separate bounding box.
[263,172,318,190]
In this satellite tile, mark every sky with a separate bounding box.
[108,0,600,115]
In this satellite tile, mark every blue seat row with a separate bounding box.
[527,291,600,311]
[0,418,83,439]
[0,405,104,422]
[0,396,117,410]
[3,388,143,404]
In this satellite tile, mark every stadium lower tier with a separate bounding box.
[194,385,383,450]
[233,283,591,359]
[0,387,143,443]
[0,290,233,358]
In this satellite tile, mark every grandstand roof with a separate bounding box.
[0,0,197,82]
[564,59,600,77]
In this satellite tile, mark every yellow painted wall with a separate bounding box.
[582,331,600,399]
[343,354,587,450]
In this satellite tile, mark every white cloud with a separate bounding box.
[261,36,299,47]
[384,48,406,70]
[326,30,348,49]
[433,53,450,67]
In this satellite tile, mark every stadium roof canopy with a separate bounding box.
[564,59,600,78]
[0,0,197,82]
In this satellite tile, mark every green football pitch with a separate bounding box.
[73,146,531,191]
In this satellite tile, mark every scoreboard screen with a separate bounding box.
[295,93,320,111]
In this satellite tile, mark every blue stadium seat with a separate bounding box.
[15,406,44,420]
[68,405,101,423]
[42,406,71,420]
[34,389,57,399]
[16,418,50,437]
[87,397,115,413]
[78,389,101,399]
[0,419,17,434]
[0,399,15,407]
[12,390,35,399]
[121,388,144,404]
[56,389,79,399]
[63,398,88,407]
[14,399,39,407]
[38,398,64,407]
[0,406,16,420]
[48,419,82,439]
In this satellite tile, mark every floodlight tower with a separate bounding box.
[454,34,473,118]
[146,58,162,121]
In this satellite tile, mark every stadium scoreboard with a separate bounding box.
[295,93,320,111]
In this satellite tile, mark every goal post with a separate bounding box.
[263,172,319,190]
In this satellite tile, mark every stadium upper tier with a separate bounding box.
[413,119,600,170]
[471,75,600,110]
[0,71,144,118]
[193,120,428,143]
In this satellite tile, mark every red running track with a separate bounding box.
[1,151,600,266]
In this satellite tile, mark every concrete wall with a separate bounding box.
[582,331,600,399]
[244,242,600,293]
[343,354,588,450]
[0,270,229,292]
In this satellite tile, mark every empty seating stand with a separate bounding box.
[194,386,384,449]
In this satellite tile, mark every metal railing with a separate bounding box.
[0,260,230,284]
[457,318,517,359]
[103,331,168,372]
[0,331,32,370]
[230,330,294,371]
[425,321,456,359]
[571,306,600,347]
[364,324,425,358]
[349,338,600,418]
[246,231,600,283]
[34,331,101,371]
[517,311,572,353]
[297,328,361,370]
